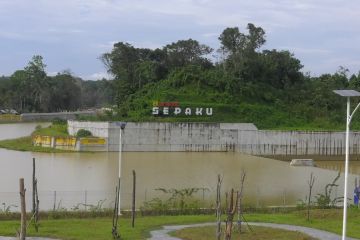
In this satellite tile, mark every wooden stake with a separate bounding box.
[112,178,121,240]
[19,178,26,240]
[216,174,222,240]
[131,170,136,228]
[237,170,246,233]
[32,158,36,215]
[225,189,238,240]
[307,172,315,221]
[34,178,39,232]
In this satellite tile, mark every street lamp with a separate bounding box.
[116,122,126,215]
[333,90,360,240]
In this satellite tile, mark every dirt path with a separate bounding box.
[148,222,359,240]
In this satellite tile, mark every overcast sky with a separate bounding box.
[0,0,359,80]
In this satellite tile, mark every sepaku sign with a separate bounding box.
[152,101,213,116]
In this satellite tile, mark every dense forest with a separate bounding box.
[2,23,360,129]
[0,56,114,112]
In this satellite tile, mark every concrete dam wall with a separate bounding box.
[67,120,360,156]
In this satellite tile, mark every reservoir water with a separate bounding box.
[0,123,358,211]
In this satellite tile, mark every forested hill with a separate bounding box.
[2,23,360,130]
[101,23,360,130]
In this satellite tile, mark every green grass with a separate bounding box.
[170,225,316,240]
[0,215,214,240]
[33,123,69,137]
[0,136,71,153]
[1,209,360,239]
[0,123,73,153]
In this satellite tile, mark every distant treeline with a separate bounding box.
[2,23,360,129]
[0,56,114,112]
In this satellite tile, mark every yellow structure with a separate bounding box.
[33,135,52,147]
[55,137,77,146]
[80,138,106,145]
[0,114,21,122]
[32,135,106,151]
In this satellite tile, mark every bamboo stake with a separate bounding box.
[19,178,26,240]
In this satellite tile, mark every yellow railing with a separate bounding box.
[80,138,106,145]
[33,135,52,146]
[32,135,106,150]
[55,137,77,146]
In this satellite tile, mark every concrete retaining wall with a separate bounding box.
[68,120,360,156]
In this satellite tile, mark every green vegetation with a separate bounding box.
[98,23,360,130]
[0,136,70,153]
[76,129,93,137]
[33,123,69,137]
[1,209,360,239]
[170,225,315,240]
[0,121,71,152]
[0,215,213,240]
[0,57,114,113]
[141,187,208,215]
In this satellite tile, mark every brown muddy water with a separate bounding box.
[0,123,358,211]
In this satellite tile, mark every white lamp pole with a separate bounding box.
[333,90,360,240]
[342,97,350,240]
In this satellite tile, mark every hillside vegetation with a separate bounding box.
[99,23,360,130]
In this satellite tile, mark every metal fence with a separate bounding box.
[0,184,341,213]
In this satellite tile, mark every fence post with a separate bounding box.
[85,190,88,211]
[19,178,26,240]
[53,190,57,211]
[283,189,286,207]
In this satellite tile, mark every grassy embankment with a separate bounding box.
[1,209,360,239]
[0,123,72,153]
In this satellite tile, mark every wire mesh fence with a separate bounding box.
[0,184,341,213]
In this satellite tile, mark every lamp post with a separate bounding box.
[116,122,126,216]
[333,90,360,240]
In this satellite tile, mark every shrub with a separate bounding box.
[52,118,67,125]
[76,129,92,138]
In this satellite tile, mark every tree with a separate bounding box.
[246,23,266,52]
[218,23,267,92]
[24,55,50,112]
[164,39,213,69]
[101,42,169,104]
[219,23,266,57]
[260,50,304,90]
[218,27,246,55]
[48,73,81,111]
